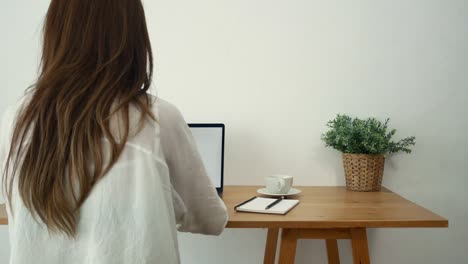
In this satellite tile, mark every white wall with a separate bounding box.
[1,0,467,263]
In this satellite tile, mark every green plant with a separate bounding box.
[321,114,416,155]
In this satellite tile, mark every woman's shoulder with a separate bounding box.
[150,95,187,128]
[1,93,31,135]
[152,96,182,117]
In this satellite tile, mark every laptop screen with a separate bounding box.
[188,124,225,194]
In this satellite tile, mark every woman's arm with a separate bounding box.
[157,98,228,235]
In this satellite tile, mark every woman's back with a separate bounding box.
[1,96,228,264]
[1,1,227,262]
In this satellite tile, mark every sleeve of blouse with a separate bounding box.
[157,99,228,235]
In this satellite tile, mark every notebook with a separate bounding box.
[235,197,299,215]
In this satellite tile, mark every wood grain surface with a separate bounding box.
[0,204,7,225]
[224,186,448,228]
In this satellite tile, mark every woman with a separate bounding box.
[1,0,228,263]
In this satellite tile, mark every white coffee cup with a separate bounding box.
[265,175,293,194]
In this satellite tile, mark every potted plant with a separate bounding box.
[321,114,416,192]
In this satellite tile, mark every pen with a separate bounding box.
[234,196,257,210]
[265,196,284,210]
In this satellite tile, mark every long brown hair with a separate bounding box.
[3,0,154,237]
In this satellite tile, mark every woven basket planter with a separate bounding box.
[342,153,385,192]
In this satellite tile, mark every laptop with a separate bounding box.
[188,123,225,195]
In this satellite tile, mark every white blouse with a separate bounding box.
[0,96,228,264]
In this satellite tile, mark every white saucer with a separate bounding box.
[257,188,302,197]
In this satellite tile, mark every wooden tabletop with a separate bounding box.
[0,186,448,228]
[0,204,6,225]
[223,186,448,229]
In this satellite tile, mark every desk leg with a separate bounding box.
[326,239,340,264]
[279,228,299,264]
[351,228,370,264]
[264,228,279,264]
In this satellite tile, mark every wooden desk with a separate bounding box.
[0,186,448,263]
[0,204,6,225]
[222,186,448,264]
